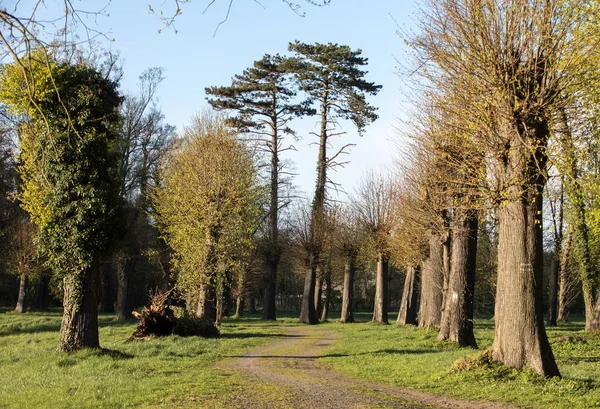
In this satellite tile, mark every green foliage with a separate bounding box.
[288,41,381,136]
[153,112,262,300]
[173,314,220,338]
[0,51,122,283]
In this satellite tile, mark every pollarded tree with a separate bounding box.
[353,170,398,324]
[288,41,381,324]
[408,0,595,376]
[153,111,262,323]
[0,50,122,351]
[206,54,312,321]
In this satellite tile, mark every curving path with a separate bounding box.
[220,326,515,409]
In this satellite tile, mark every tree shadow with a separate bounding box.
[0,322,62,337]
[94,348,135,360]
[219,332,303,340]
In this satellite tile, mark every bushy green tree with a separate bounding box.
[153,112,262,322]
[0,50,122,351]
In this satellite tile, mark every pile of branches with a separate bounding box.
[127,289,175,342]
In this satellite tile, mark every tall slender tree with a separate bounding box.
[206,54,311,320]
[288,41,381,324]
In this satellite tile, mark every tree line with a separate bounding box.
[1,0,600,381]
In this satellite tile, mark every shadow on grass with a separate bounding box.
[220,332,303,340]
[226,348,443,360]
[94,348,135,360]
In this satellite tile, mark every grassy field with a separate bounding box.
[0,308,599,408]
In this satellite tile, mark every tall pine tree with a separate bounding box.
[206,54,312,320]
[288,41,381,324]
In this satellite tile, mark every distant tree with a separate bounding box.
[335,205,362,323]
[206,54,312,321]
[0,50,122,351]
[353,171,398,324]
[288,41,381,324]
[153,112,261,323]
[112,67,175,320]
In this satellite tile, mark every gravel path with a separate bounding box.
[220,326,516,409]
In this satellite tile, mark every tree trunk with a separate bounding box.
[320,267,332,322]
[341,253,356,323]
[314,276,323,319]
[197,283,217,322]
[58,268,100,352]
[299,255,319,324]
[438,232,452,339]
[372,252,389,323]
[115,261,135,321]
[557,232,572,322]
[99,262,116,313]
[397,265,420,325]
[15,274,29,313]
[235,295,245,318]
[33,275,49,310]
[263,257,278,320]
[438,214,478,347]
[547,259,559,326]
[264,123,280,321]
[492,184,560,376]
[419,234,444,329]
[249,296,257,314]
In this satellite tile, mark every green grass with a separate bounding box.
[320,315,600,409]
[2,309,600,408]
[0,308,296,409]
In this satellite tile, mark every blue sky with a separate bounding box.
[15,0,419,199]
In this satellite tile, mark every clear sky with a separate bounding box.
[13,0,419,200]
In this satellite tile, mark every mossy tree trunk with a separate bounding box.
[58,268,100,352]
[419,234,444,329]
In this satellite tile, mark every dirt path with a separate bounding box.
[220,326,515,409]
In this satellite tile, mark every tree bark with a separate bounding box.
[235,295,245,318]
[558,232,572,322]
[314,276,323,319]
[263,257,278,320]
[320,267,332,322]
[341,253,356,323]
[58,268,100,352]
[99,262,116,313]
[15,274,29,313]
[249,296,257,314]
[196,283,217,322]
[397,265,420,325]
[438,214,478,347]
[299,255,319,324]
[438,231,452,339]
[115,260,135,321]
[372,252,389,323]
[419,234,444,329]
[33,275,49,310]
[547,259,559,326]
[492,183,560,376]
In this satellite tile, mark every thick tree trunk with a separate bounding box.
[264,125,280,320]
[547,259,559,326]
[33,275,49,310]
[397,265,420,325]
[99,262,116,313]
[58,268,100,352]
[419,234,444,329]
[115,261,135,321]
[314,276,323,318]
[492,185,560,376]
[341,253,356,323]
[15,274,29,313]
[372,252,389,323]
[438,214,478,347]
[299,255,319,324]
[320,267,332,322]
